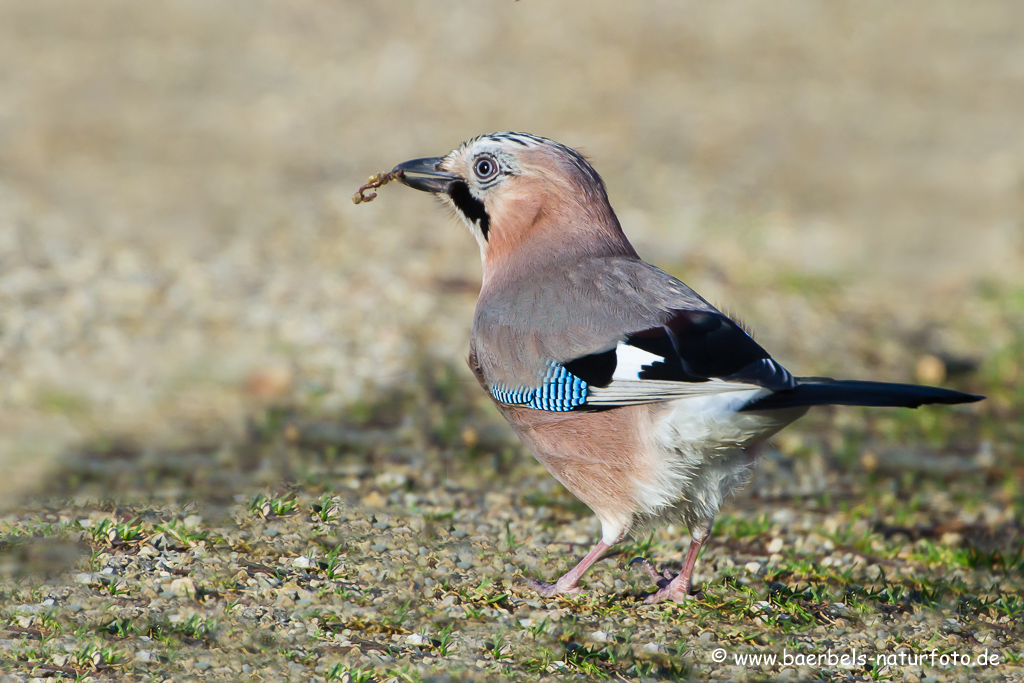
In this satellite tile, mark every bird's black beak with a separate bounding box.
[393,157,458,193]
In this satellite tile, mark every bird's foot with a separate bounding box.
[629,557,696,603]
[643,581,695,604]
[629,557,674,586]
[523,540,612,598]
[525,577,582,598]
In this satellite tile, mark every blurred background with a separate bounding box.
[1,1,1021,506]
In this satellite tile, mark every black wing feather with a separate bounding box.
[563,348,617,388]
[625,309,795,390]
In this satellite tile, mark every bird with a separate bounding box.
[388,131,984,603]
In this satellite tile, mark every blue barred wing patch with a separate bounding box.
[490,361,588,411]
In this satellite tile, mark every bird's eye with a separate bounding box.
[474,156,498,180]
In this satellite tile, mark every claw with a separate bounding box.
[640,571,697,604]
[629,557,667,586]
[643,584,694,604]
[525,577,581,598]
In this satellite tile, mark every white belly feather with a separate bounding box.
[630,392,808,530]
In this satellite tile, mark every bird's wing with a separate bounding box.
[583,308,794,406]
[487,307,795,411]
[478,258,981,413]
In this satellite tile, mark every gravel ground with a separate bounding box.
[1,386,1020,682]
[1,2,1023,681]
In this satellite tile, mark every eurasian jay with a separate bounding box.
[389,132,983,603]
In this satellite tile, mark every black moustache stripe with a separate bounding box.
[449,181,490,240]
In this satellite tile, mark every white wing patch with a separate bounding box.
[586,342,762,406]
[610,342,664,381]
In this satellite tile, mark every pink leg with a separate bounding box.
[526,540,611,597]
[643,534,706,603]
[632,521,712,604]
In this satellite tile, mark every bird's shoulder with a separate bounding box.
[473,255,715,333]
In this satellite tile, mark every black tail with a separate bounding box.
[742,378,984,412]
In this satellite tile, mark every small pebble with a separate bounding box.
[406,633,430,646]
[169,577,196,599]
